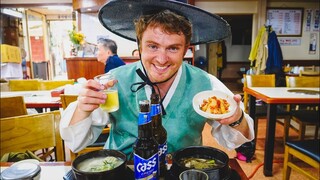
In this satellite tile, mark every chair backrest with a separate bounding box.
[244,74,276,88]
[60,94,78,109]
[38,79,75,90]
[243,74,276,112]
[0,110,65,161]
[8,79,39,91]
[286,76,320,111]
[299,66,320,76]
[286,76,320,87]
[60,95,110,160]
[0,96,27,118]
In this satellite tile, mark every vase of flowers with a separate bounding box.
[69,26,85,56]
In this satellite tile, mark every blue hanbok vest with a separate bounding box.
[105,62,212,157]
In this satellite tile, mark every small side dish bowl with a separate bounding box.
[193,90,237,120]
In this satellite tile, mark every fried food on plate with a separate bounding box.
[200,96,230,114]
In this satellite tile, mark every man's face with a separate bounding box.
[96,43,110,64]
[140,26,188,83]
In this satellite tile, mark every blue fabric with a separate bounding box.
[104,55,125,73]
[265,31,283,74]
[105,62,212,157]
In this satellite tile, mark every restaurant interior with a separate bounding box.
[0,0,319,179]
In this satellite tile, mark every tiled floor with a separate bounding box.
[202,118,319,180]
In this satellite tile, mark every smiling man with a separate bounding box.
[60,1,254,159]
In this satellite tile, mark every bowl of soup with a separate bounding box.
[170,146,230,180]
[72,149,127,180]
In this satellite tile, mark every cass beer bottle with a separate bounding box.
[133,100,159,180]
[150,93,168,177]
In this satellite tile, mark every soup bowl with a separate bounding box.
[170,146,230,180]
[72,149,127,180]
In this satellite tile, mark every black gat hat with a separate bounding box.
[98,0,231,45]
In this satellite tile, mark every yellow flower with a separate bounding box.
[69,28,85,45]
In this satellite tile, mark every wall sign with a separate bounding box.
[309,33,317,54]
[267,8,304,37]
[278,37,301,46]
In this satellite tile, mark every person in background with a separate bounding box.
[96,38,125,73]
[132,49,140,57]
[60,1,254,158]
[21,48,28,79]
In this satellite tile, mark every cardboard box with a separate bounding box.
[1,44,22,63]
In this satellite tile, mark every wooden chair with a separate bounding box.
[0,110,65,161]
[243,74,291,143]
[60,94,79,109]
[60,94,110,161]
[285,76,319,141]
[38,79,75,90]
[286,76,320,88]
[283,139,319,180]
[243,74,276,112]
[0,96,27,118]
[8,79,39,91]
[299,66,320,76]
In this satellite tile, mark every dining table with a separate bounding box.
[244,87,320,176]
[0,90,61,109]
[0,158,248,180]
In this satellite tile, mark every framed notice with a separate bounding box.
[267,8,304,37]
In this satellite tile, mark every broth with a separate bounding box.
[179,157,224,170]
[77,156,124,172]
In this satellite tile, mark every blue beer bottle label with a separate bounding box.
[134,152,159,180]
[138,112,151,125]
[159,141,168,164]
[150,104,161,116]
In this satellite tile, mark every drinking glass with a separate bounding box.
[94,74,119,112]
[179,169,208,180]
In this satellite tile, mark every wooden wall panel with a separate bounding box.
[65,56,140,81]
[65,57,104,80]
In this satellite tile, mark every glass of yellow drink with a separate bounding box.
[94,74,119,112]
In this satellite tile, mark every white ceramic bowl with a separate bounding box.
[193,90,237,120]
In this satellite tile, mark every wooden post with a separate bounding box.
[207,43,218,77]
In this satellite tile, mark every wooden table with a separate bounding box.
[0,91,61,108]
[1,158,248,180]
[244,87,320,176]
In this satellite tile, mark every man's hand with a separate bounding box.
[219,94,250,138]
[219,94,243,125]
[69,78,117,125]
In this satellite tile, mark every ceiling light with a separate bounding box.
[46,6,72,11]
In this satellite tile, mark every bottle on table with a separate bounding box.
[150,92,168,177]
[133,100,159,180]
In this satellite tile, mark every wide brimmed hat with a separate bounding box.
[98,0,231,45]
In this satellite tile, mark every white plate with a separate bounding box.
[193,90,237,120]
